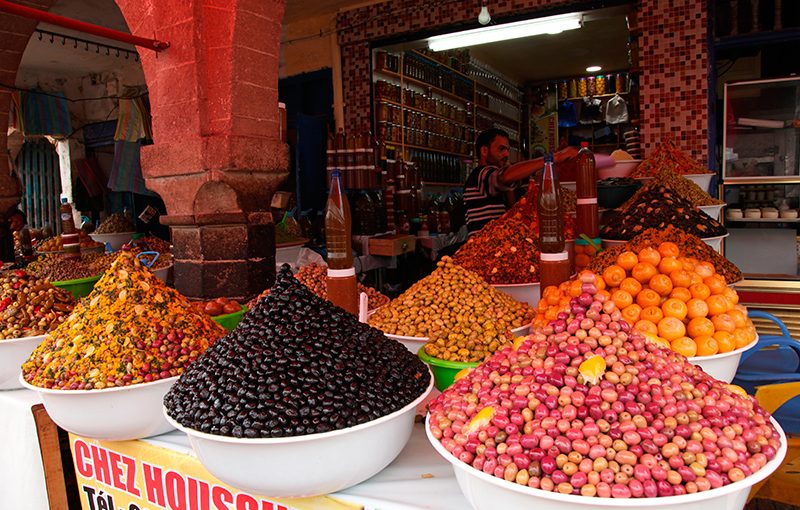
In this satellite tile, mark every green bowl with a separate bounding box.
[212,304,248,330]
[51,275,101,299]
[418,347,479,391]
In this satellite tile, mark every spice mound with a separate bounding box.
[601,184,727,240]
[164,265,431,438]
[21,251,225,390]
[369,257,535,363]
[36,232,102,252]
[94,213,135,234]
[621,166,723,211]
[430,273,781,497]
[631,138,713,177]
[0,271,75,339]
[453,217,539,284]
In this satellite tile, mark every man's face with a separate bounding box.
[9,214,24,232]
[482,135,510,167]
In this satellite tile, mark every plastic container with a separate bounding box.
[89,232,134,251]
[20,375,179,440]
[697,204,725,221]
[598,160,641,179]
[51,275,101,300]
[539,251,571,291]
[275,238,308,265]
[684,173,715,193]
[152,264,172,283]
[702,233,729,253]
[211,304,248,331]
[0,334,46,390]
[490,283,541,308]
[385,324,529,355]
[426,414,787,510]
[601,238,628,249]
[163,374,433,498]
[418,347,479,391]
[574,237,602,273]
[688,335,758,383]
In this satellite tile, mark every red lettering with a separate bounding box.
[121,455,141,497]
[212,485,233,510]
[108,451,126,491]
[73,439,93,478]
[142,462,165,506]
[90,445,111,485]
[165,470,187,510]
[236,494,258,510]
[261,502,273,510]
[188,476,210,510]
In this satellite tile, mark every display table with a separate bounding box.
[0,389,49,510]
[416,227,468,261]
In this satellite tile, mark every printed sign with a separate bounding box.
[530,112,558,158]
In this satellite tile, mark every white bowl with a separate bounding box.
[385,324,530,354]
[426,414,786,510]
[164,375,434,498]
[491,282,541,308]
[152,264,172,283]
[561,181,576,192]
[688,335,758,383]
[0,334,46,390]
[697,204,725,221]
[89,232,134,251]
[601,238,628,249]
[599,160,641,179]
[684,173,716,193]
[20,375,178,440]
[702,233,728,253]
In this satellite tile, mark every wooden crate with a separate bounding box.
[368,234,416,256]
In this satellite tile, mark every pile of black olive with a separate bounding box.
[164,265,431,439]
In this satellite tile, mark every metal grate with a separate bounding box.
[16,139,61,233]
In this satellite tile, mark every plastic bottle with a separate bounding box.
[325,169,353,269]
[575,141,599,238]
[60,195,80,260]
[59,195,76,235]
[537,153,564,253]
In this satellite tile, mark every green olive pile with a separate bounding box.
[164,265,431,438]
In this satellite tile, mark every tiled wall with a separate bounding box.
[337,0,709,163]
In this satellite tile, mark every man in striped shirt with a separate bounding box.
[464,129,578,236]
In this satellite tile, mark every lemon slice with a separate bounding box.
[725,384,748,397]
[579,355,607,386]
[643,332,671,349]
[454,368,472,382]
[512,336,527,351]
[465,406,495,435]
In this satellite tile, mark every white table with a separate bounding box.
[0,389,49,510]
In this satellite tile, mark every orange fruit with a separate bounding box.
[713,331,736,353]
[569,279,583,297]
[596,289,611,303]
[733,328,755,349]
[704,275,728,295]
[635,319,658,335]
[669,269,693,289]
[723,287,739,305]
[595,277,607,291]
[687,317,715,338]
[638,247,662,267]
[695,335,719,356]
[669,287,692,303]
[658,317,687,341]
[632,262,658,284]
[711,314,736,333]
[727,309,748,328]
[616,251,639,271]
[636,288,662,308]
[694,261,716,278]
[689,283,711,300]
[658,257,682,276]
[619,277,643,297]
[689,272,704,285]
[640,306,664,324]
[658,242,680,259]
[603,265,627,288]
[662,298,688,320]
[686,298,710,319]
[649,274,674,296]
[622,304,642,324]
[671,336,698,357]
[679,257,697,272]
[706,294,732,315]
[611,290,633,310]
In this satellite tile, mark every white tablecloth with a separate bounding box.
[0,389,49,510]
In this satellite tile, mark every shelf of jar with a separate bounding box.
[376,98,472,129]
[475,105,521,126]
[421,181,464,187]
[563,91,630,101]
[384,141,472,158]
[410,49,473,82]
[374,68,473,104]
[725,217,800,223]
[474,81,522,106]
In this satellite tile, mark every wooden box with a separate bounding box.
[368,234,416,256]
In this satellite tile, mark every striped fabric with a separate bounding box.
[464,165,511,236]
[109,140,154,195]
[114,97,152,142]
[20,90,72,137]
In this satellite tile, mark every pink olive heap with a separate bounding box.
[428,273,781,498]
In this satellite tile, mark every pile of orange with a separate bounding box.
[536,242,757,358]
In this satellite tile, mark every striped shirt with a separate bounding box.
[464,165,515,236]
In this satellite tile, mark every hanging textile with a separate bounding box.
[114,97,152,142]
[74,157,106,198]
[109,141,154,195]
[8,91,24,133]
[20,90,72,137]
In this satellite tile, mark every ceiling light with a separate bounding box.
[428,12,583,52]
[478,6,492,26]
[586,65,602,72]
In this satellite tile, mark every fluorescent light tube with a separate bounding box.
[428,12,583,51]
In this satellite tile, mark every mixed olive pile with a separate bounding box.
[0,270,75,339]
[26,253,114,282]
[164,265,431,439]
[94,213,135,234]
[429,272,781,498]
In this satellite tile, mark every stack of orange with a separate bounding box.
[535,242,758,358]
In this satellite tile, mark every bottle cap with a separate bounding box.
[327,267,355,277]
[581,141,589,148]
[60,194,68,204]
[331,169,341,178]
[540,251,569,261]
[544,153,554,163]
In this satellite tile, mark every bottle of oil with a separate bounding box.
[537,154,564,253]
[325,169,358,315]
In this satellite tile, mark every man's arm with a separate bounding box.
[498,146,580,186]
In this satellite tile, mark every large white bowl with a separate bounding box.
[0,334,46,390]
[599,160,642,179]
[701,233,728,253]
[601,238,628,249]
[426,414,786,510]
[164,374,434,498]
[385,324,531,354]
[697,204,725,221]
[688,335,758,383]
[20,375,178,440]
[684,173,716,193]
[491,282,541,308]
[89,231,134,251]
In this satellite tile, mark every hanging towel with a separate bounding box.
[114,97,152,142]
[109,140,155,195]
[20,90,72,137]
[557,100,577,127]
[8,92,24,133]
[605,94,629,124]
[74,157,106,198]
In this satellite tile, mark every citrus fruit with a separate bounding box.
[695,335,719,356]
[632,262,658,283]
[619,277,643,297]
[622,304,642,324]
[669,287,692,303]
[689,283,711,300]
[671,336,698,357]
[634,319,658,335]
[658,317,687,341]
[616,251,639,271]
[637,289,662,308]
[657,242,680,258]
[640,306,664,324]
[669,269,693,289]
[649,274,674,296]
[687,317,715,338]
[704,275,728,295]
[611,290,633,310]
[686,298,710,319]
[662,298,688,320]
[658,257,682,276]
[706,294,732,315]
[638,247,662,267]
[711,314,736,333]
[713,331,736,353]
[603,265,627,287]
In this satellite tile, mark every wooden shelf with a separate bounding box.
[726,217,800,223]
[475,106,520,128]
[475,81,521,105]
[422,181,463,187]
[564,91,629,101]
[375,68,473,104]
[410,49,473,81]
[377,99,472,129]
[384,141,472,158]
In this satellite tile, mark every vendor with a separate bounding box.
[1,208,26,262]
[464,129,578,235]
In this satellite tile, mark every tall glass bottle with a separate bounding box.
[575,141,599,238]
[537,154,564,253]
[325,169,353,269]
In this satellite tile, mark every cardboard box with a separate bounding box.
[368,234,416,257]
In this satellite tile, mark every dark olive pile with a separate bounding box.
[164,265,431,439]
